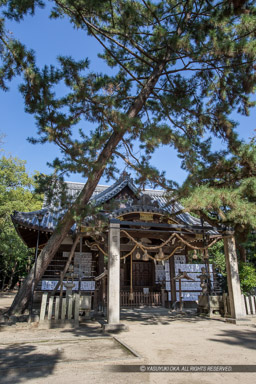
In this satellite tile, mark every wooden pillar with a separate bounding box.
[103,222,127,332]
[98,251,105,273]
[98,251,104,310]
[223,233,246,320]
[93,289,98,311]
[169,256,176,304]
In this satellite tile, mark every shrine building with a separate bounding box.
[11,173,245,329]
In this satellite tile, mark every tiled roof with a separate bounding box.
[93,175,139,204]
[42,182,109,208]
[12,174,217,234]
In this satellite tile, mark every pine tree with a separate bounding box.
[178,142,256,260]
[1,1,256,314]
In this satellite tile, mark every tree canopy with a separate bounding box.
[1,0,256,313]
[0,155,43,290]
[179,142,256,225]
[1,1,256,186]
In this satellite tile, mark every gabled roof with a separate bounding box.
[93,172,139,205]
[12,174,217,235]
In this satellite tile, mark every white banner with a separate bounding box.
[41,280,95,291]
[175,263,213,273]
[164,260,170,272]
[176,292,200,301]
[74,252,92,277]
[155,264,165,283]
[164,260,171,292]
[165,281,171,291]
[175,281,202,290]
[174,255,186,264]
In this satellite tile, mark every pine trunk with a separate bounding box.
[7,59,168,316]
[237,243,247,262]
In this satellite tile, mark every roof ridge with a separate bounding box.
[64,181,109,188]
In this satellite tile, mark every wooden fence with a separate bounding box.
[121,291,162,307]
[243,295,256,315]
[39,293,91,324]
[223,293,256,316]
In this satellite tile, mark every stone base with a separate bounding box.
[103,323,129,333]
[38,319,79,329]
[197,295,224,317]
[225,317,252,325]
[93,310,105,318]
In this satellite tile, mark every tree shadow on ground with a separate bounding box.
[59,320,106,338]
[119,307,224,325]
[0,344,61,384]
[208,328,256,351]
[57,307,225,337]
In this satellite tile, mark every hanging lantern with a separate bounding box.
[142,250,149,261]
[192,249,198,260]
[135,250,141,260]
[157,247,164,260]
[204,249,209,259]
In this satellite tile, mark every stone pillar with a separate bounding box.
[103,222,127,332]
[223,233,246,321]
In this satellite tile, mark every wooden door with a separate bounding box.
[133,261,154,287]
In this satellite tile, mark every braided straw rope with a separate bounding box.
[121,230,221,251]
[174,233,222,250]
[121,230,177,250]
[144,246,183,261]
[120,245,137,260]
[85,231,222,260]
[84,240,108,256]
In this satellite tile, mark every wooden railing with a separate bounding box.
[121,291,161,307]
[39,293,92,324]
[243,295,256,315]
[223,293,256,316]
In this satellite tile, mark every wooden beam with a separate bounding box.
[111,218,217,232]
[120,244,185,253]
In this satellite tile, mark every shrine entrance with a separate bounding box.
[122,259,155,289]
[105,212,246,331]
[99,205,223,326]
[121,259,160,307]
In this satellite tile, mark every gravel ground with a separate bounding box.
[0,292,256,384]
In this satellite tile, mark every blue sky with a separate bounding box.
[1,5,255,187]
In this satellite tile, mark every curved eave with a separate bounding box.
[11,215,52,248]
